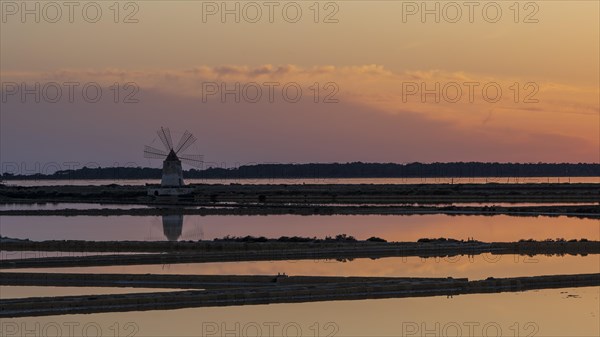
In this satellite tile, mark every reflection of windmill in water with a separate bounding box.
[144,127,203,196]
[146,214,205,242]
[162,214,184,241]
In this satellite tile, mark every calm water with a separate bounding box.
[1,251,149,260]
[0,203,149,211]
[3,176,599,186]
[0,286,183,299]
[15,255,599,281]
[1,214,597,242]
[1,203,598,332]
[1,287,597,336]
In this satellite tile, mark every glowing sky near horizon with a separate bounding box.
[1,1,598,171]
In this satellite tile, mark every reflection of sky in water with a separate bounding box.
[1,214,598,242]
[14,255,599,281]
[0,286,182,299]
[1,287,597,336]
[1,251,150,260]
[0,203,148,211]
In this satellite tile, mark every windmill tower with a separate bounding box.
[144,127,203,195]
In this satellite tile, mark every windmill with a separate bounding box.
[144,127,203,188]
[145,214,205,242]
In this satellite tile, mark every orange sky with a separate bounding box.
[1,1,598,167]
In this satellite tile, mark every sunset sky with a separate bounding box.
[1,1,598,172]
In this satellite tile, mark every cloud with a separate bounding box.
[1,65,598,166]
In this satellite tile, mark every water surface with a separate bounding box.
[1,287,596,336]
[1,214,597,242]
[13,255,599,280]
[0,286,185,299]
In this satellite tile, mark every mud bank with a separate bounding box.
[1,273,597,318]
[2,183,599,205]
[2,183,598,217]
[1,239,598,269]
[1,204,599,218]
[0,273,448,289]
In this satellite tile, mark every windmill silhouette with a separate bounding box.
[162,214,184,241]
[144,127,203,188]
[145,214,205,241]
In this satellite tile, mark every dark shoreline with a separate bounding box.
[2,183,600,204]
[1,273,598,318]
[2,204,598,218]
[2,239,598,269]
[3,162,598,181]
[1,183,599,218]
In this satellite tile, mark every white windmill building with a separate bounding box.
[144,127,203,196]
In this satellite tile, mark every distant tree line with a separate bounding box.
[1,162,599,180]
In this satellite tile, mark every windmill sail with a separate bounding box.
[143,145,168,159]
[178,153,204,168]
[157,127,173,151]
[145,127,204,187]
[174,130,197,154]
